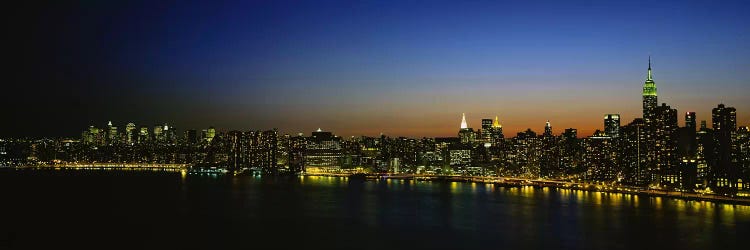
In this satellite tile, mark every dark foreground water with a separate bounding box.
[0,170,748,249]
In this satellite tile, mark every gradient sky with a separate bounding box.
[6,0,750,138]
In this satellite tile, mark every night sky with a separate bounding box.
[6,0,749,138]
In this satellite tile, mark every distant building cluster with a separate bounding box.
[1,58,748,196]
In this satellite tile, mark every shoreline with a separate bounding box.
[3,167,749,206]
[306,173,750,206]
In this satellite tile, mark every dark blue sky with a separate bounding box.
[6,0,749,137]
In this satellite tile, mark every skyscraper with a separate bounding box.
[138,127,149,143]
[560,128,580,175]
[458,113,475,144]
[153,125,164,142]
[206,127,216,143]
[306,128,343,172]
[540,120,559,178]
[697,121,714,187]
[107,121,118,145]
[622,118,648,185]
[655,103,679,187]
[642,57,658,180]
[712,103,737,193]
[125,123,136,144]
[643,57,658,122]
[685,112,696,130]
[492,116,504,141]
[679,112,699,189]
[481,118,493,143]
[604,114,621,138]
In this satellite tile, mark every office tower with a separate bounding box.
[448,143,472,174]
[138,127,149,143]
[305,128,344,172]
[153,125,164,142]
[678,112,699,189]
[252,129,279,174]
[712,104,737,193]
[125,123,136,144]
[286,134,307,174]
[206,127,216,142]
[481,118,493,143]
[655,103,679,187]
[685,112,696,130]
[82,126,98,145]
[642,57,658,182]
[560,128,581,175]
[492,116,504,141]
[604,114,621,138]
[228,131,247,171]
[458,113,475,143]
[540,121,559,178]
[163,123,176,143]
[584,130,616,181]
[563,128,577,139]
[622,119,648,185]
[185,129,198,145]
[227,129,278,173]
[738,126,750,192]
[696,121,715,187]
[514,129,540,178]
[107,121,118,144]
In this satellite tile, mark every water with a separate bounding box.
[0,170,748,249]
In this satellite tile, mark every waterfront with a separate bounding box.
[1,170,748,249]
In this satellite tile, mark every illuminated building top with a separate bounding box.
[643,56,657,97]
[460,113,468,129]
[493,116,502,128]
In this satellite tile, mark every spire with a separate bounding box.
[647,56,652,81]
[460,113,468,129]
[642,56,657,96]
[493,116,502,128]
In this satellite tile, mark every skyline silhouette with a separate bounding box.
[5,0,749,137]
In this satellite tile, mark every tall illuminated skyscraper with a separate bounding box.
[458,113,475,143]
[153,125,164,142]
[481,118,493,142]
[138,127,150,143]
[107,121,118,144]
[492,116,503,140]
[604,114,621,138]
[643,57,658,123]
[125,123,136,144]
[642,57,658,183]
[206,126,216,142]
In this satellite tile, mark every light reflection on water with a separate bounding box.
[2,171,748,249]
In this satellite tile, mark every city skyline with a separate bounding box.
[5,0,749,138]
[7,57,749,139]
[4,1,750,249]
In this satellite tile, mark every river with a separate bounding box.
[0,170,747,249]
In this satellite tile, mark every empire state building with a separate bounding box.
[642,57,659,182]
[643,56,658,126]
